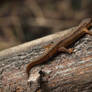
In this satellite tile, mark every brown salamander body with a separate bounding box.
[26,18,92,78]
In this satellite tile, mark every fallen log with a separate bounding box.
[0,25,92,92]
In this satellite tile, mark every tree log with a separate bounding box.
[0,27,92,92]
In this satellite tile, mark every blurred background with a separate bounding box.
[0,0,92,51]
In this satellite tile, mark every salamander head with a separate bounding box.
[79,18,92,28]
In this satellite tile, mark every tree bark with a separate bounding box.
[0,27,92,92]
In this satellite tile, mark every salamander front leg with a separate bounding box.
[58,47,74,54]
[83,28,92,35]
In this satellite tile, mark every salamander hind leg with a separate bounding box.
[58,47,74,54]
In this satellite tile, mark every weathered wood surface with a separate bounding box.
[0,27,92,92]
